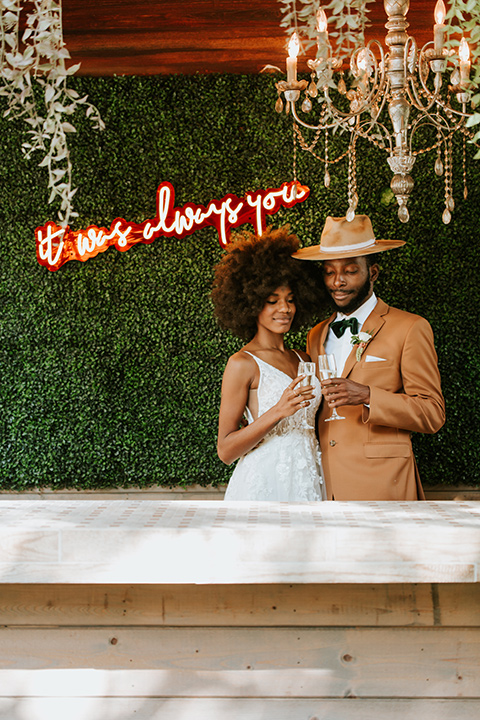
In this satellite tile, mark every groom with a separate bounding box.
[293,215,445,501]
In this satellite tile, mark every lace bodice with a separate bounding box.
[243,352,322,436]
[224,351,325,502]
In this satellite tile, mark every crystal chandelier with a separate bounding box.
[274,0,478,223]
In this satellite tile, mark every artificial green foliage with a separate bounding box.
[0,74,479,490]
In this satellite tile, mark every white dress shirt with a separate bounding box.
[324,293,378,376]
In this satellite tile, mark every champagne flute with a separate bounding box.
[317,354,345,421]
[297,361,316,429]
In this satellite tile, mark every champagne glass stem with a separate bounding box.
[318,354,345,421]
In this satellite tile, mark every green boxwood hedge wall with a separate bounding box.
[0,74,478,490]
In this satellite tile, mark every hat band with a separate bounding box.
[319,237,376,254]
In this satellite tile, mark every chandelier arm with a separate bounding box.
[320,80,386,121]
[414,53,452,113]
[409,39,473,121]
[408,114,452,155]
[349,39,387,102]
[353,119,394,153]
[290,81,388,130]
[425,92,474,120]
[401,36,435,112]
[404,76,439,113]
[400,38,446,116]
[411,109,467,142]
[323,63,388,121]
[404,72,473,121]
[301,41,388,126]
[290,102,349,132]
[408,112,480,156]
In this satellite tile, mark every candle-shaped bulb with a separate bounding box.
[459,37,470,63]
[288,32,300,60]
[459,37,471,86]
[433,0,446,55]
[316,8,329,61]
[286,32,299,83]
[434,0,446,25]
[316,8,328,34]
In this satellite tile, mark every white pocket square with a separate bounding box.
[365,355,387,362]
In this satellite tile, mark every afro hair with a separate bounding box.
[211,225,326,340]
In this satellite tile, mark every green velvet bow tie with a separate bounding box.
[330,317,359,338]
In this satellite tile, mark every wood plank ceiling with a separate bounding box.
[62,0,441,77]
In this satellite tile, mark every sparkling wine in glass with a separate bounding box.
[297,361,316,429]
[317,354,345,421]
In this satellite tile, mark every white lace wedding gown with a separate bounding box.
[224,352,326,502]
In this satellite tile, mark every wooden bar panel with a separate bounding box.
[0,627,478,697]
[0,669,479,703]
[0,583,479,627]
[0,502,477,717]
[0,696,479,720]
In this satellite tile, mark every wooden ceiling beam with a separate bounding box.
[60,0,442,77]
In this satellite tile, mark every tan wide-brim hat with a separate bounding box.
[292,215,405,261]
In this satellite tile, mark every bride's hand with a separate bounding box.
[276,375,314,418]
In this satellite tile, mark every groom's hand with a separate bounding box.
[321,377,370,407]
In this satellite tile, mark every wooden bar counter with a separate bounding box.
[0,500,479,719]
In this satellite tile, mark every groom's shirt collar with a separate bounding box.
[333,292,378,330]
[325,293,377,375]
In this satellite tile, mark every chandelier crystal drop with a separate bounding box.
[275,0,478,224]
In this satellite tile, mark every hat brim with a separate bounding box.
[292,239,405,261]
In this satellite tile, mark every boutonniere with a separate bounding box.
[351,330,374,361]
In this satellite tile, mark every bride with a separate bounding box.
[212,226,327,502]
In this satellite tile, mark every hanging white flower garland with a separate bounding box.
[0,0,104,226]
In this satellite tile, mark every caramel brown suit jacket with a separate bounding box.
[307,299,445,500]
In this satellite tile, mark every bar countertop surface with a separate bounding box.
[0,500,479,584]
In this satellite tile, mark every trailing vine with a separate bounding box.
[278,0,375,61]
[444,0,480,153]
[0,0,104,225]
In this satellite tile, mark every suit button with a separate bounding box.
[329,440,336,447]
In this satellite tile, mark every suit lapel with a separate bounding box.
[342,298,389,378]
[318,312,336,356]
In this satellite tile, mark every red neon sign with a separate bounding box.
[35,180,310,271]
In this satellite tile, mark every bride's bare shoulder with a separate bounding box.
[221,348,259,391]
[226,347,256,369]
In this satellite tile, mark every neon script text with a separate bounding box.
[35,180,310,271]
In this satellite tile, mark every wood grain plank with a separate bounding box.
[1,667,479,703]
[0,583,478,627]
[0,696,479,720]
[64,31,284,52]
[0,627,478,697]
[55,0,438,76]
